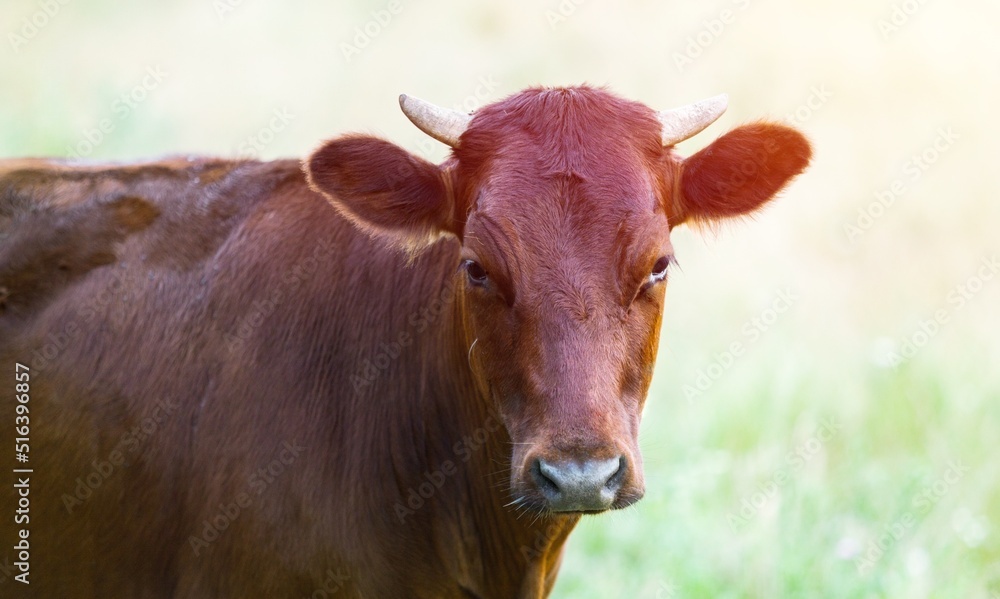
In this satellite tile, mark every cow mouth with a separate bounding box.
[505,494,596,517]
[507,453,643,514]
[506,486,644,516]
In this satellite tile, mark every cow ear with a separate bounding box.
[670,123,811,227]
[305,135,457,248]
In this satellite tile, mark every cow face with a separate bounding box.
[306,86,811,514]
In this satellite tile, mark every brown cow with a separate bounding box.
[0,86,810,598]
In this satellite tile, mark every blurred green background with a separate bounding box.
[2,0,998,597]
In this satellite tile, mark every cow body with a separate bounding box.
[0,86,810,598]
[0,159,568,597]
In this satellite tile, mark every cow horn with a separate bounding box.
[658,93,728,146]
[399,94,472,148]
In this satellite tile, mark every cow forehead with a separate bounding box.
[462,86,663,150]
[456,87,666,230]
[458,88,661,178]
[464,184,667,308]
[454,87,671,285]
[471,173,659,247]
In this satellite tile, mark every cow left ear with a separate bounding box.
[669,123,812,227]
[305,135,458,248]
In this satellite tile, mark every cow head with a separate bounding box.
[306,86,810,515]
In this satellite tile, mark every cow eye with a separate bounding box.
[647,256,673,286]
[463,259,489,286]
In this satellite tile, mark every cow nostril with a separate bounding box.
[605,456,627,492]
[531,459,561,497]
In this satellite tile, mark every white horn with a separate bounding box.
[398,94,473,148]
[658,93,728,146]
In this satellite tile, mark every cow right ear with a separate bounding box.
[305,135,458,248]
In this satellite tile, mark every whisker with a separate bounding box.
[467,338,478,364]
[504,496,525,508]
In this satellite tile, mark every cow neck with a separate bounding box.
[423,266,580,593]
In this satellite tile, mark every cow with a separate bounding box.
[0,85,810,598]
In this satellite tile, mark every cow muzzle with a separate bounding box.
[528,455,628,512]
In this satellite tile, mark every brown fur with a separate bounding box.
[0,86,810,598]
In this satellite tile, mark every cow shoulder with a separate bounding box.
[0,158,303,321]
[0,167,158,320]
